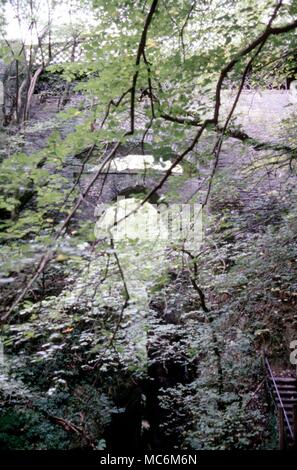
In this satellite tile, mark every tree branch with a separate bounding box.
[129,0,159,133]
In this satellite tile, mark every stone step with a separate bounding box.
[272,376,297,382]
[277,397,297,403]
[275,386,297,392]
[273,388,297,396]
[282,403,297,409]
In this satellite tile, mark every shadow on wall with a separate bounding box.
[113,185,160,204]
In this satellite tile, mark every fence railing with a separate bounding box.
[31,40,85,65]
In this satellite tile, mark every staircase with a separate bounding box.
[265,357,297,449]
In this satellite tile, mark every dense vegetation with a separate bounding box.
[0,0,297,451]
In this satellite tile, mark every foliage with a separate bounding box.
[0,0,297,451]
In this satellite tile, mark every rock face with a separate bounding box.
[9,84,295,226]
[221,89,292,142]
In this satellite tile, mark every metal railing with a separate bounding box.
[264,355,294,440]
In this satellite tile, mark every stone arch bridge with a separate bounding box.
[76,153,198,220]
